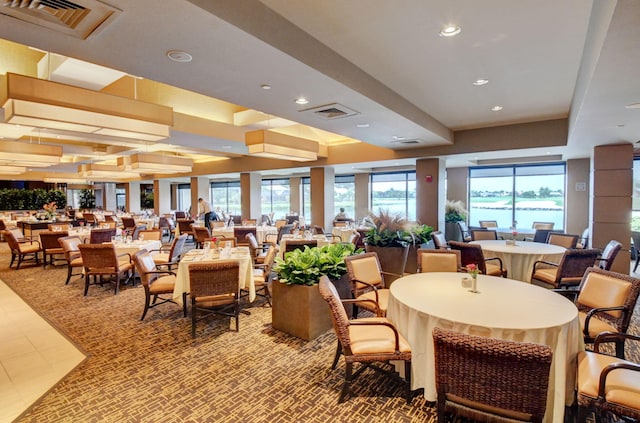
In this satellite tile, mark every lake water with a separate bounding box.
[470,207,564,230]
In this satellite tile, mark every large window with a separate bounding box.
[211,181,241,215]
[469,164,565,229]
[335,175,355,219]
[176,184,191,214]
[115,185,126,211]
[632,159,640,230]
[261,179,290,219]
[370,171,416,221]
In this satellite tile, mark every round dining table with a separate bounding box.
[471,239,565,282]
[386,272,583,423]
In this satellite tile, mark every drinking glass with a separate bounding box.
[139,233,144,241]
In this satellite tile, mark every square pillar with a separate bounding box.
[310,167,335,229]
[127,182,141,213]
[416,158,445,229]
[355,173,370,222]
[241,172,262,219]
[154,179,171,215]
[191,176,210,217]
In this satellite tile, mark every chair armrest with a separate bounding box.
[552,288,579,301]
[598,362,640,399]
[349,320,401,352]
[583,306,627,337]
[325,234,342,242]
[484,256,504,269]
[141,270,176,277]
[532,260,559,271]
[149,246,171,253]
[340,298,380,316]
[594,331,640,352]
[117,252,132,262]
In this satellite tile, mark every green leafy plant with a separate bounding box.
[364,209,411,248]
[445,200,467,223]
[410,223,434,245]
[79,189,96,209]
[0,188,66,211]
[274,243,360,286]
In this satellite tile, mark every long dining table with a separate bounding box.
[471,239,566,282]
[172,247,255,306]
[386,272,583,423]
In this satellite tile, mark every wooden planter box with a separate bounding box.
[271,275,351,341]
[365,245,409,287]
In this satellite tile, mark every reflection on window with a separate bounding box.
[262,179,290,219]
[302,177,311,222]
[370,171,416,221]
[335,175,355,219]
[177,184,191,214]
[116,185,126,211]
[211,181,241,216]
[469,164,565,229]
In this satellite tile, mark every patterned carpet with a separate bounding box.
[1,242,638,423]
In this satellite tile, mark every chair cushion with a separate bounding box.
[532,268,557,284]
[420,253,458,273]
[70,257,84,267]
[578,351,640,409]
[195,294,236,307]
[349,317,411,354]
[356,289,390,314]
[485,263,504,276]
[148,275,176,294]
[578,272,631,319]
[18,243,41,253]
[153,253,171,265]
[578,311,618,338]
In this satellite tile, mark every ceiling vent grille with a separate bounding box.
[1,0,120,40]
[300,103,359,120]
[391,139,424,146]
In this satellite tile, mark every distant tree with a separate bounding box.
[520,190,537,198]
[538,187,551,197]
[79,189,96,209]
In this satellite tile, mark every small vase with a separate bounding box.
[470,274,479,293]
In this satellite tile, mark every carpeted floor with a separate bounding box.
[1,242,639,423]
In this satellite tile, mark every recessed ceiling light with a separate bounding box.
[295,97,309,105]
[356,123,370,128]
[473,79,489,86]
[166,50,193,63]
[440,25,461,37]
[261,84,271,90]
[625,103,640,109]
[491,106,503,111]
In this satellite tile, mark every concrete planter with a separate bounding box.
[365,245,409,286]
[271,275,351,341]
[445,221,463,242]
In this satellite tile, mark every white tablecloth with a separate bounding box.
[114,240,162,256]
[331,227,356,242]
[212,226,278,244]
[172,247,254,306]
[387,272,583,423]
[471,240,565,282]
[492,227,536,241]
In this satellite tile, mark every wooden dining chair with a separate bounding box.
[318,276,413,404]
[39,230,68,268]
[131,250,184,320]
[433,327,552,423]
[470,229,497,241]
[478,220,498,228]
[449,241,507,277]
[58,235,84,285]
[532,221,554,230]
[416,248,461,273]
[344,252,389,317]
[530,248,601,289]
[78,243,134,295]
[546,232,579,249]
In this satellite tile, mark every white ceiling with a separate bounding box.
[0,0,639,179]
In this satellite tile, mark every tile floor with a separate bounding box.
[0,279,86,423]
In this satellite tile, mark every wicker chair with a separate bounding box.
[48,223,73,231]
[595,239,622,271]
[78,243,134,295]
[432,327,552,423]
[559,267,640,359]
[151,234,187,270]
[83,212,98,227]
[470,229,497,241]
[245,232,268,265]
[131,250,185,320]
[191,224,211,249]
[532,222,554,230]
[245,245,277,306]
[188,260,241,338]
[157,216,175,241]
[456,221,472,242]
[265,223,295,245]
[478,220,498,228]
[546,232,579,249]
[121,217,137,233]
[130,225,147,241]
[530,248,601,289]
[39,230,68,268]
[416,248,461,273]
[431,231,449,249]
[2,229,41,269]
[58,236,84,285]
[449,241,507,277]
[241,218,257,226]
[577,332,640,422]
[217,237,237,248]
[283,239,317,255]
[318,276,412,404]
[344,252,389,317]
[233,226,256,247]
[137,229,162,241]
[176,219,195,242]
[89,227,117,244]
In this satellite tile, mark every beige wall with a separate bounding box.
[416,158,444,228]
[565,159,590,237]
[240,172,261,219]
[446,167,468,228]
[354,173,370,221]
[310,167,335,229]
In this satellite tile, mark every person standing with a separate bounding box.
[198,198,214,229]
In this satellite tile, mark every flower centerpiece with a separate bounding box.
[42,201,58,221]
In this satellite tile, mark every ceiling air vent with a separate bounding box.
[300,103,359,120]
[391,139,424,146]
[1,0,121,40]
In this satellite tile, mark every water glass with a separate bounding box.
[126,235,133,244]
[139,233,144,241]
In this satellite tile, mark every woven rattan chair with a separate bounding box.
[546,232,579,249]
[265,223,294,245]
[191,224,211,249]
[470,229,497,241]
[284,239,317,255]
[48,223,72,231]
[245,245,277,306]
[319,276,412,404]
[532,222,554,230]
[560,267,640,359]
[530,248,601,289]
[58,236,84,285]
[83,212,97,227]
[433,327,552,423]
[176,219,195,242]
[78,243,134,295]
[2,229,41,269]
[89,227,117,244]
[449,241,507,277]
[217,237,237,248]
[577,332,640,422]
[174,211,187,219]
[245,232,268,265]
[39,230,68,268]
[188,260,240,338]
[478,220,498,228]
[233,226,256,247]
[241,218,257,226]
[132,250,185,320]
[121,217,136,233]
[416,248,461,273]
[209,220,225,229]
[158,216,175,241]
[313,225,325,235]
[151,234,187,270]
[456,221,472,242]
[595,239,622,271]
[344,252,389,317]
[137,229,162,241]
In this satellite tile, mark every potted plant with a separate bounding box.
[445,200,468,242]
[272,243,359,341]
[404,223,434,273]
[364,209,412,284]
